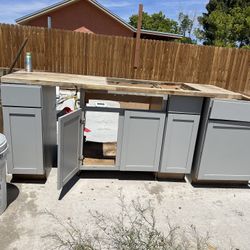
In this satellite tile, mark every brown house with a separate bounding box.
[16,0,182,41]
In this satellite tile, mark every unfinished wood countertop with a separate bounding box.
[1,71,243,99]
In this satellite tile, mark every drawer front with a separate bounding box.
[160,114,200,174]
[210,99,250,122]
[168,96,203,115]
[1,84,42,107]
[197,121,250,181]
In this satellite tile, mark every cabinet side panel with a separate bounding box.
[3,107,14,173]
[116,111,124,169]
[191,98,212,179]
[42,86,57,173]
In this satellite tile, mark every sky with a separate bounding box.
[0,0,209,25]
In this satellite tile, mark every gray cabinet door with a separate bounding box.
[160,114,200,174]
[197,121,250,181]
[120,111,165,172]
[58,109,82,190]
[3,107,44,175]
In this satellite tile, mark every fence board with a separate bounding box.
[0,23,249,95]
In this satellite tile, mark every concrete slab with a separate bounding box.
[0,169,250,249]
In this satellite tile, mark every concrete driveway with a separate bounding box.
[0,169,250,250]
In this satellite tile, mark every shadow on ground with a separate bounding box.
[58,171,158,200]
[79,171,156,181]
[58,171,249,200]
[192,182,250,190]
[11,175,47,184]
[58,171,157,200]
[59,174,81,200]
[7,183,19,207]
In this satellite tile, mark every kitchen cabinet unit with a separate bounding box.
[192,99,250,181]
[120,110,165,172]
[160,96,203,174]
[1,84,56,175]
[1,71,249,190]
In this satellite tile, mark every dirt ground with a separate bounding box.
[0,168,250,250]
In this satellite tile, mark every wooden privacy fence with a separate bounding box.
[0,23,249,95]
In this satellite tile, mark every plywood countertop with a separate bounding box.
[1,71,243,99]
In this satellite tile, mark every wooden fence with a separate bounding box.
[0,23,249,95]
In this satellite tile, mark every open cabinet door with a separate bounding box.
[57,109,83,190]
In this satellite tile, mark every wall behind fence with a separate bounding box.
[0,23,249,95]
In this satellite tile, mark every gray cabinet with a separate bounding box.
[1,84,56,176]
[159,96,203,174]
[193,98,250,181]
[120,111,165,172]
[160,114,200,173]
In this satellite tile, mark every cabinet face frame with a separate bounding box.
[79,107,124,171]
[3,107,44,175]
[80,91,168,170]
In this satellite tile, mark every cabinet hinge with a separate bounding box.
[79,156,84,162]
[80,118,85,125]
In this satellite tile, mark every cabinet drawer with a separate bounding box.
[1,84,42,107]
[168,96,203,114]
[210,99,250,122]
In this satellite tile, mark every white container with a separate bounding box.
[0,134,8,215]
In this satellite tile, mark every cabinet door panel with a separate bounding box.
[58,109,82,190]
[198,121,250,180]
[3,107,44,175]
[160,114,200,174]
[120,111,165,172]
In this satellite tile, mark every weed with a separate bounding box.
[44,194,214,250]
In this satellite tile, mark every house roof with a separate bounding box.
[15,0,183,40]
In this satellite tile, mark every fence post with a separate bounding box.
[134,4,143,69]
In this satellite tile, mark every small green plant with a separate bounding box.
[44,194,214,250]
[43,211,100,250]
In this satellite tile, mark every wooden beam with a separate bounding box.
[85,91,155,104]
[134,4,143,68]
[8,38,28,74]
